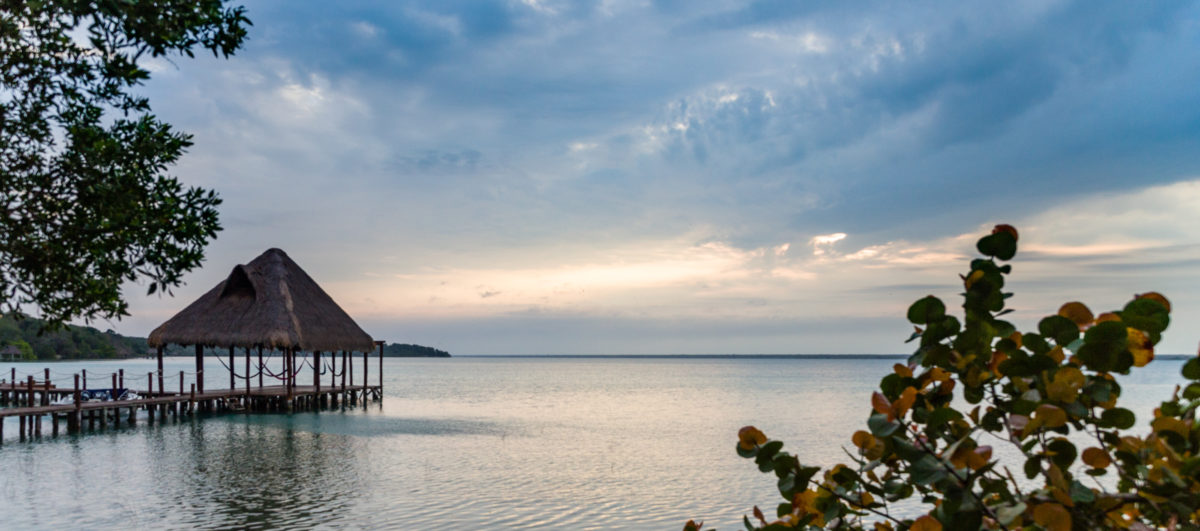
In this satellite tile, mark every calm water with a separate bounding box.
[0,357,1187,529]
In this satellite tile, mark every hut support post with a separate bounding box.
[228,346,235,391]
[286,348,294,410]
[363,349,368,393]
[43,368,50,405]
[157,346,164,397]
[194,344,204,396]
[257,347,263,388]
[314,350,321,396]
[82,369,87,390]
[245,348,251,402]
[70,374,81,434]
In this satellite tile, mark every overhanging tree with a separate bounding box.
[0,0,250,326]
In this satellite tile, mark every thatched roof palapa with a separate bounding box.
[148,248,375,352]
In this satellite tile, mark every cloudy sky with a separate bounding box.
[107,0,1200,354]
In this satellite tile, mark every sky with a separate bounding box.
[99,0,1200,355]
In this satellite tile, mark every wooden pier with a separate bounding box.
[0,247,393,444]
[0,372,382,443]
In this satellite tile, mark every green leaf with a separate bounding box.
[1084,320,1127,345]
[1183,358,1200,380]
[977,232,1017,261]
[1100,408,1136,429]
[1038,315,1080,345]
[907,296,946,325]
[910,455,948,485]
[1047,439,1077,469]
[868,412,901,437]
[1024,456,1042,479]
[1069,480,1096,503]
[1120,298,1170,334]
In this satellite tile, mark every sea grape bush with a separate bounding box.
[686,225,1200,530]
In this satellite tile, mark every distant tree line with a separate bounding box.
[0,315,148,360]
[382,343,450,357]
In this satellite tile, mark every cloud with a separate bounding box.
[103,1,1200,355]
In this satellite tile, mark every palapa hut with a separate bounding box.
[148,248,381,407]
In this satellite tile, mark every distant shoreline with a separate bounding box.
[455,353,1197,360]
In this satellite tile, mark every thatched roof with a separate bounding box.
[148,248,375,352]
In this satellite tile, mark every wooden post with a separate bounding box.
[378,341,384,392]
[71,374,81,434]
[244,347,250,402]
[194,344,204,395]
[119,369,124,390]
[229,346,235,391]
[257,346,263,388]
[363,349,368,393]
[148,372,155,425]
[157,346,164,397]
[180,370,184,396]
[26,375,33,407]
[43,368,50,405]
[314,350,321,395]
[82,369,87,390]
[111,373,117,395]
[285,347,294,410]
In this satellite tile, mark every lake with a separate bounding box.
[0,356,1188,529]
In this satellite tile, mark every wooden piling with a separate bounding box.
[229,346,235,392]
[70,374,81,434]
[43,368,50,406]
[157,346,165,398]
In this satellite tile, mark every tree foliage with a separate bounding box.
[687,225,1197,530]
[0,0,249,326]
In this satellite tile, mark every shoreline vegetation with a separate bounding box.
[0,315,450,360]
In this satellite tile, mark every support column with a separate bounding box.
[257,346,263,388]
[194,344,204,395]
[245,347,251,402]
[229,346,235,391]
[156,346,164,397]
[378,341,384,393]
[314,350,321,395]
[286,347,294,409]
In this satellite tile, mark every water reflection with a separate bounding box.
[0,358,1187,529]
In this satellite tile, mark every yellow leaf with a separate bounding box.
[1033,503,1072,531]
[738,426,767,450]
[1047,345,1065,364]
[1058,301,1094,329]
[852,430,876,450]
[1034,404,1068,429]
[1047,367,1084,403]
[874,522,895,531]
[894,363,913,378]
[964,269,984,289]
[992,224,1019,241]
[872,392,892,416]
[911,514,943,531]
[1151,417,1188,439]
[1081,447,1112,469]
[1127,328,1154,367]
[1096,312,1122,324]
[893,386,918,420]
[1135,292,1171,313]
